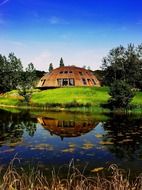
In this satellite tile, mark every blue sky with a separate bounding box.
[0,0,142,71]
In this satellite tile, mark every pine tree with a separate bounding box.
[59,57,64,67]
[49,63,53,72]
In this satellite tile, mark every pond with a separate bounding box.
[0,108,142,177]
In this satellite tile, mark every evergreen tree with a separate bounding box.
[48,63,53,72]
[59,57,64,67]
[87,66,91,70]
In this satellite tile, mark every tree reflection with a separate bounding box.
[102,114,142,160]
[0,110,37,146]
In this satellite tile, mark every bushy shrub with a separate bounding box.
[108,80,134,109]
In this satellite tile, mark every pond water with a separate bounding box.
[0,108,142,177]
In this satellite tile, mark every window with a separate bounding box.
[57,78,75,86]
[63,121,75,128]
[92,79,96,85]
[79,72,83,76]
[64,71,68,74]
[57,79,62,86]
[82,78,87,85]
[60,71,63,74]
[42,79,46,86]
[69,79,75,86]
[69,71,73,73]
[63,79,68,86]
[87,79,92,86]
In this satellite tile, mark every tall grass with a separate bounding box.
[0,158,142,190]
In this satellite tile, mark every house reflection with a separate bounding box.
[37,117,97,140]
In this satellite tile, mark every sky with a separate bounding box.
[0,0,142,71]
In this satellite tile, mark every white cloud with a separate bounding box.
[0,0,9,6]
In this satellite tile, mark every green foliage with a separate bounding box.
[102,44,142,89]
[102,43,142,109]
[0,53,23,92]
[108,80,134,109]
[93,70,105,85]
[48,63,53,72]
[59,57,64,67]
[18,63,36,104]
[35,70,45,79]
[0,53,37,95]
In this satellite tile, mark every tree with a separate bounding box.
[108,80,134,109]
[93,70,105,85]
[18,63,36,104]
[0,54,7,91]
[48,63,53,72]
[87,66,91,70]
[59,57,64,67]
[101,44,142,109]
[8,53,23,90]
[0,53,23,92]
[102,44,142,90]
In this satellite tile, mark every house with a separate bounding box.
[37,66,100,89]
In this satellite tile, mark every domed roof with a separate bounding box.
[37,117,97,139]
[37,66,100,88]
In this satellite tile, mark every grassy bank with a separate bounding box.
[31,87,109,112]
[0,159,142,190]
[0,87,142,112]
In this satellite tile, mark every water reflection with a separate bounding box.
[102,114,142,161]
[0,110,37,146]
[0,109,142,175]
[37,117,97,140]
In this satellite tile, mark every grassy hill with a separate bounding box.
[0,87,142,112]
[31,87,109,105]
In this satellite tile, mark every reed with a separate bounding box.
[0,158,142,190]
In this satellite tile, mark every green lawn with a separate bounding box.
[0,87,142,112]
[31,87,109,106]
[0,97,19,106]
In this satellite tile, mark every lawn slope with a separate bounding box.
[0,87,142,112]
[31,87,109,107]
